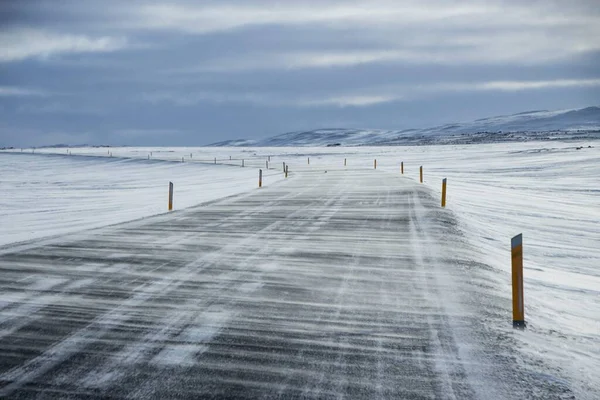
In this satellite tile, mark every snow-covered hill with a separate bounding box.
[209,106,600,146]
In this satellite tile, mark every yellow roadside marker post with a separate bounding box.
[168,182,174,211]
[441,178,447,207]
[512,234,526,328]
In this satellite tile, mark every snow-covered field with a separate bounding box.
[0,151,284,247]
[1,140,599,398]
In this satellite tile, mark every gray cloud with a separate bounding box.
[0,0,598,146]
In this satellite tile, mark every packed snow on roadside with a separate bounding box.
[0,152,284,247]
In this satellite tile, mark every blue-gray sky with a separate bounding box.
[1,0,599,147]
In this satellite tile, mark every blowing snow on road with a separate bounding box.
[0,154,581,399]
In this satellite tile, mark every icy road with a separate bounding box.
[0,167,570,399]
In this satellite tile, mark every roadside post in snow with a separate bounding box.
[259,169,263,188]
[285,165,289,178]
[374,159,377,169]
[242,159,244,167]
[420,166,423,183]
[441,178,447,207]
[344,158,347,167]
[308,157,310,165]
[512,234,526,328]
[283,162,286,172]
[401,162,404,174]
[214,157,217,164]
[168,182,174,211]
[266,160,269,169]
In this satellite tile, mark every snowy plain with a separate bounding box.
[1,141,599,398]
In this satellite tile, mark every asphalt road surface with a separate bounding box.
[0,167,569,399]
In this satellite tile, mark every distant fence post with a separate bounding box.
[168,182,174,211]
[441,178,447,207]
[344,158,347,167]
[285,165,288,178]
[308,157,310,165]
[214,157,216,164]
[259,169,263,188]
[266,160,269,169]
[374,159,377,169]
[401,162,404,174]
[242,159,245,167]
[420,166,423,183]
[283,162,286,172]
[512,234,525,328]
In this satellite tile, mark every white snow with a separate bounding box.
[0,151,285,247]
[1,140,598,397]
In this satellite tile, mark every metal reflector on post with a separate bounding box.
[259,169,263,188]
[420,166,423,183]
[512,234,525,328]
[168,182,174,211]
[441,178,447,207]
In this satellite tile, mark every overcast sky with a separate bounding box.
[1,0,599,147]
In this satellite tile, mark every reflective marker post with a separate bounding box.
[512,234,525,328]
[374,159,377,169]
[420,166,423,183]
[168,182,174,211]
[259,169,263,188]
[401,162,404,174]
[441,178,447,207]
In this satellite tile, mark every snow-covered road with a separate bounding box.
[0,166,572,398]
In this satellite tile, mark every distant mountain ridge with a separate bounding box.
[208,106,600,147]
